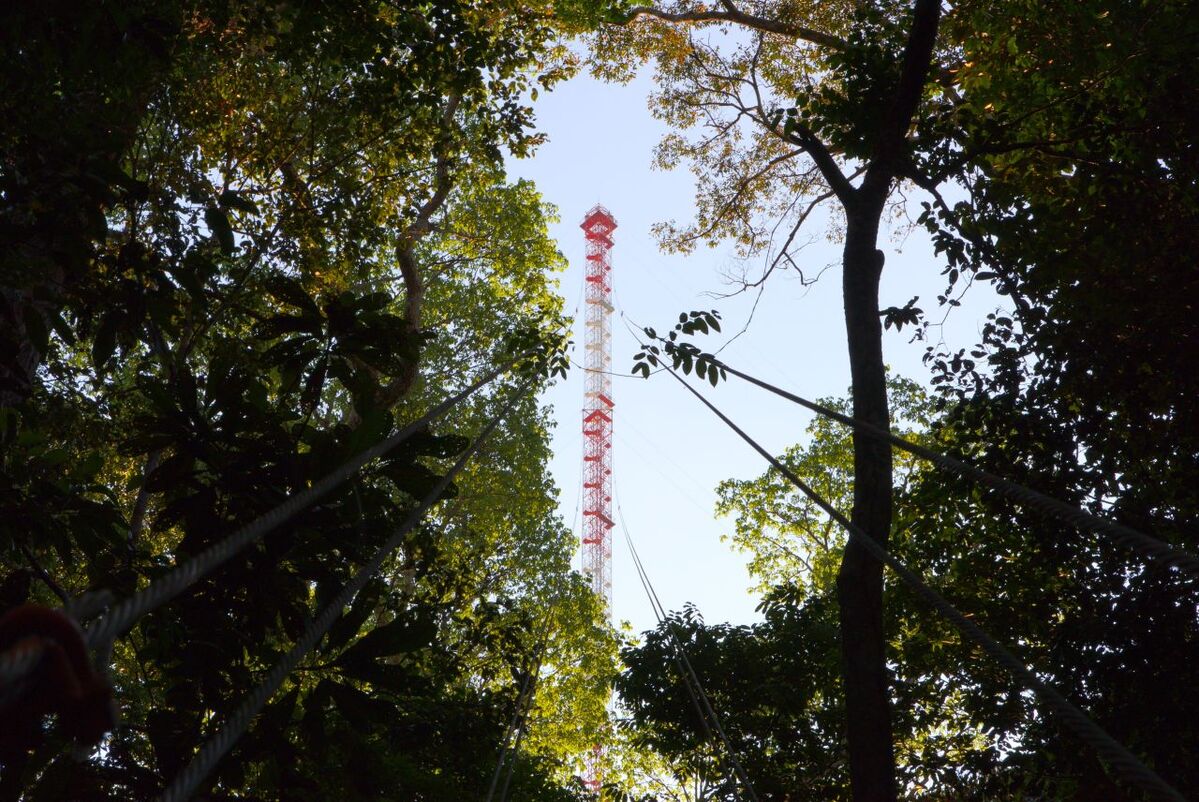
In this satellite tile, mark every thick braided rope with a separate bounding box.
[79,350,531,653]
[668,369,1185,802]
[719,362,1199,580]
[157,375,535,802]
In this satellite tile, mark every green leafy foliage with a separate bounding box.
[0,1,611,799]
[619,601,848,801]
[622,380,1016,799]
[606,0,1198,795]
[632,310,725,386]
[902,2,1199,795]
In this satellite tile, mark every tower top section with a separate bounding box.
[580,204,618,237]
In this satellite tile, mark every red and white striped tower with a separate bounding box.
[580,204,616,794]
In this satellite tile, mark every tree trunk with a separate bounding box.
[833,3,941,794]
[837,204,896,802]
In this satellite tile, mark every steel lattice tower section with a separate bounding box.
[580,205,616,795]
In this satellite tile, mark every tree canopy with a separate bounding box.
[3,0,1197,800]
[607,0,1198,799]
[1,1,613,799]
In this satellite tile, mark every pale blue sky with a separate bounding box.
[507,68,999,637]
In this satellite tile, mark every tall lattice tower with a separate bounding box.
[580,204,616,794]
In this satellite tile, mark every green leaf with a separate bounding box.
[338,615,436,664]
[22,306,49,356]
[338,661,417,692]
[326,681,389,727]
[219,188,260,216]
[92,313,120,371]
[204,206,236,255]
[404,431,470,459]
[301,359,328,410]
[345,408,392,457]
[253,313,324,340]
[253,688,299,750]
[48,311,75,346]
[145,452,195,492]
[326,579,386,652]
[263,275,320,313]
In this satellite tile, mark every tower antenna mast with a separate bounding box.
[580,204,617,795]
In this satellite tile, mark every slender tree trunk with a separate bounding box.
[837,203,896,802]
[832,3,941,795]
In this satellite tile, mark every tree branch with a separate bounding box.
[395,92,462,331]
[404,94,462,246]
[862,0,943,198]
[19,544,70,604]
[904,166,1034,321]
[622,4,846,50]
[780,121,857,204]
[365,93,464,415]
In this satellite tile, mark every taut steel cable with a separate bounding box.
[665,365,1186,802]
